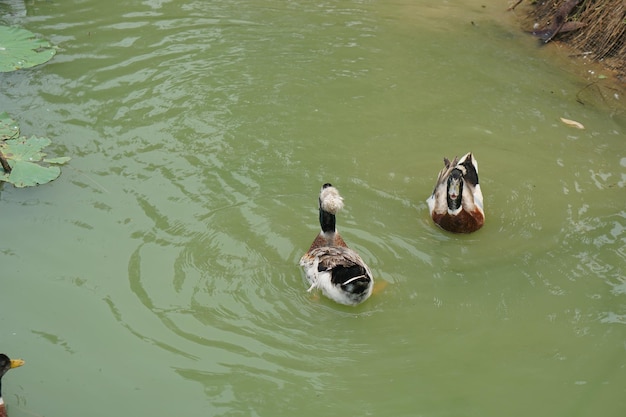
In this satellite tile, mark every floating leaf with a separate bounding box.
[0,25,56,72]
[0,112,70,187]
[5,160,60,187]
[0,111,20,140]
[1,135,51,161]
[0,135,64,187]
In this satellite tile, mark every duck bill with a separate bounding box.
[10,359,25,369]
[448,182,460,200]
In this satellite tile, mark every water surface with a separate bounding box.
[1,1,624,416]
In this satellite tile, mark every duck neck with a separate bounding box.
[319,208,337,234]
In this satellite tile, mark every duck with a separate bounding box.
[299,183,374,306]
[427,152,484,233]
[0,354,24,417]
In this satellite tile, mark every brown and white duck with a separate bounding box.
[300,183,374,306]
[427,152,485,233]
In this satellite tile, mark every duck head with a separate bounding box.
[0,354,24,378]
[318,183,344,233]
[446,169,464,211]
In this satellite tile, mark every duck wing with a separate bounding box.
[302,246,372,281]
[457,153,484,213]
[310,245,365,268]
[458,153,479,187]
[428,156,459,214]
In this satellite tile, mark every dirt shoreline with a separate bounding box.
[511,0,625,82]
[504,0,625,113]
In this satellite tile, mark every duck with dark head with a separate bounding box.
[0,353,24,417]
[427,152,485,233]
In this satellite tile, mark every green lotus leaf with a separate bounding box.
[0,111,20,140]
[0,135,65,187]
[0,135,51,162]
[0,25,56,72]
[0,113,70,187]
[3,159,60,187]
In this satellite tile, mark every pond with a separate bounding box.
[1,1,624,416]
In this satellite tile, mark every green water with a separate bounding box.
[1,1,624,416]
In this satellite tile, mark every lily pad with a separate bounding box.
[0,111,20,140]
[0,25,56,72]
[1,158,61,187]
[0,135,69,187]
[4,134,51,158]
[0,112,70,187]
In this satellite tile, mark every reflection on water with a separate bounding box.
[1,0,625,416]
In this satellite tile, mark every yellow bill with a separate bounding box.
[9,359,24,369]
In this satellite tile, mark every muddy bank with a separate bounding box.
[511,0,625,82]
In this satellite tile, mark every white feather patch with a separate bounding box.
[320,186,344,214]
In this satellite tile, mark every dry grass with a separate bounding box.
[528,0,626,79]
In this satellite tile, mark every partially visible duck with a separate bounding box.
[427,152,485,233]
[0,354,24,417]
[300,183,374,306]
